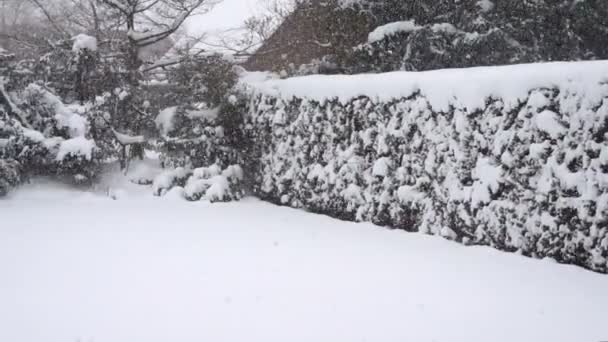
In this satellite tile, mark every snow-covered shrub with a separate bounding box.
[155,55,243,171]
[154,104,239,169]
[12,36,103,104]
[184,164,222,200]
[86,89,153,169]
[167,54,238,105]
[243,61,608,273]
[0,74,100,191]
[340,0,608,73]
[152,164,244,201]
[0,159,20,196]
[152,167,191,196]
[344,24,519,73]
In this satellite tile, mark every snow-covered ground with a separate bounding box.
[1,182,608,342]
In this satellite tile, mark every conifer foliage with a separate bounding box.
[340,0,608,72]
[1,48,100,192]
[244,76,608,273]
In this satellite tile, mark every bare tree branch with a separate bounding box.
[128,0,209,47]
[97,0,129,15]
[28,0,69,38]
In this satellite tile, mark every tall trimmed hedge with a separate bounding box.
[243,78,608,273]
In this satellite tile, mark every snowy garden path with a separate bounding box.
[1,183,607,342]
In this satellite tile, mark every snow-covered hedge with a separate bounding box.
[244,61,608,273]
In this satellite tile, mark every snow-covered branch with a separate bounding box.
[0,81,33,129]
[112,129,146,145]
[310,40,332,48]
[133,0,163,14]
[28,0,70,37]
[98,0,129,15]
[126,0,209,47]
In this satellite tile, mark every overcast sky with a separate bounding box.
[184,0,292,53]
[186,0,268,36]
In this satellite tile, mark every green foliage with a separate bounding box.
[244,85,608,273]
[340,0,608,73]
[167,54,238,105]
[1,56,101,193]
[157,56,243,170]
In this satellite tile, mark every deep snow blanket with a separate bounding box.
[1,184,608,342]
[244,61,608,273]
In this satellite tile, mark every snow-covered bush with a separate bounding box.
[154,103,239,169]
[0,72,100,193]
[0,159,20,196]
[184,164,244,202]
[152,163,244,201]
[155,55,243,171]
[344,22,520,73]
[167,54,238,105]
[340,0,608,73]
[86,89,153,169]
[243,61,608,273]
[152,167,191,196]
[10,36,103,104]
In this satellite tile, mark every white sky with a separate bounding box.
[184,0,282,53]
[187,0,268,36]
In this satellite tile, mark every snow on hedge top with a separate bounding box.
[72,34,98,52]
[248,61,608,112]
[368,20,421,43]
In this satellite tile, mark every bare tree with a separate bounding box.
[199,0,295,57]
[92,0,219,82]
[4,0,218,72]
[0,0,45,54]
[3,0,223,168]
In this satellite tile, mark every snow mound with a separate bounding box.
[127,159,163,185]
[21,128,45,143]
[72,34,98,52]
[152,167,190,196]
[56,137,96,161]
[535,110,567,139]
[222,164,244,180]
[155,106,178,135]
[184,164,243,202]
[185,175,231,202]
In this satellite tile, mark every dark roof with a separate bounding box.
[242,1,372,72]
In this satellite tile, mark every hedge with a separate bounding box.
[242,62,608,273]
